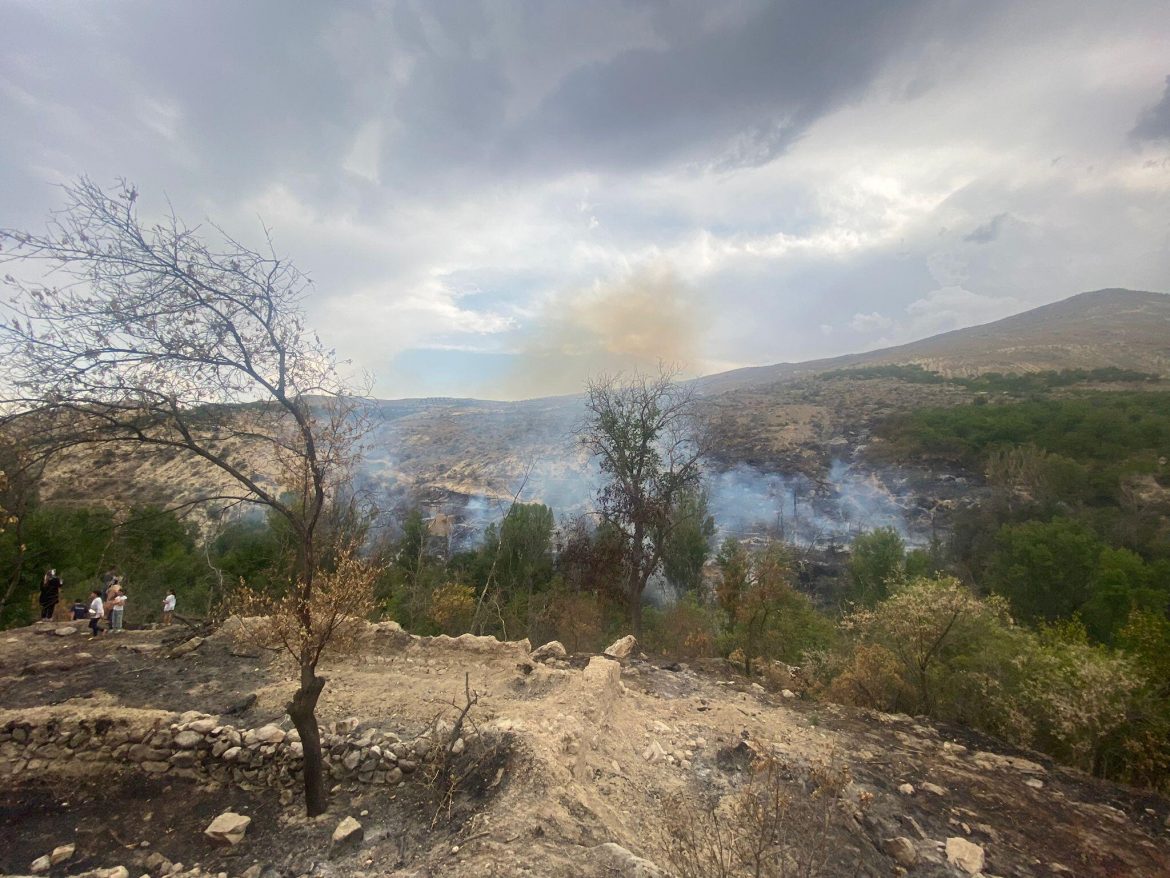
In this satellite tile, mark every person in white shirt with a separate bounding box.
[162,591,176,626]
[109,585,127,632]
[87,590,104,637]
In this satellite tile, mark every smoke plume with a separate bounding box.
[502,264,705,398]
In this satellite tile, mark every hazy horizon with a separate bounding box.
[3,1,1168,399]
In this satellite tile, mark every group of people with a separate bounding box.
[39,566,177,636]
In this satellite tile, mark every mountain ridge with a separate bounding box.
[693,288,1170,394]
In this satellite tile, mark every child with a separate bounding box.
[162,590,176,626]
[87,589,104,637]
[70,597,88,622]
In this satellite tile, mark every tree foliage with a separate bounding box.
[582,367,705,636]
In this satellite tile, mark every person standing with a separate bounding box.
[109,586,127,633]
[162,590,176,626]
[39,569,62,620]
[87,589,104,636]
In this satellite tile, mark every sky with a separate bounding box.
[2,0,1168,400]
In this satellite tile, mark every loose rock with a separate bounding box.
[205,811,251,846]
[604,635,638,659]
[945,837,985,875]
[50,842,76,865]
[882,837,918,868]
[332,816,364,846]
[531,640,568,662]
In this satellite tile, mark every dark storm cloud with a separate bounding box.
[504,0,934,173]
[1131,75,1170,142]
[2,0,1168,398]
[0,0,993,205]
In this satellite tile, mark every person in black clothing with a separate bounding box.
[39,569,62,620]
[70,597,88,621]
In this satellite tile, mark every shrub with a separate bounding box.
[643,593,721,659]
[664,753,859,877]
[429,582,477,635]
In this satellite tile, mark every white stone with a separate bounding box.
[921,781,947,796]
[780,689,796,699]
[50,843,75,865]
[531,640,568,661]
[205,811,251,846]
[945,837,985,875]
[898,783,915,795]
[642,740,668,764]
[30,855,51,874]
[253,725,285,744]
[54,626,78,636]
[603,635,638,659]
[332,816,363,845]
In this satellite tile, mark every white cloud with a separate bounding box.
[850,311,895,333]
[904,286,1025,337]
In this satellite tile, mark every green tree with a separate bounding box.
[661,488,715,594]
[718,541,831,674]
[985,518,1102,623]
[847,527,906,605]
[582,367,705,637]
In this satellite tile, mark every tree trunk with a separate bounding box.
[630,595,643,640]
[287,665,327,817]
[629,522,645,638]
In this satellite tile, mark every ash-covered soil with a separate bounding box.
[2,621,1169,877]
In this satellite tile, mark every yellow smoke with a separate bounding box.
[500,264,704,398]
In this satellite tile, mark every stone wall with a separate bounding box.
[0,708,450,791]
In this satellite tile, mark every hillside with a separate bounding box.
[2,620,1168,877]
[33,288,1170,533]
[697,289,1170,393]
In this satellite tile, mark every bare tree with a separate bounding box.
[0,177,369,815]
[582,366,704,637]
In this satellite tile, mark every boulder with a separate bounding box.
[945,837,985,875]
[54,626,78,636]
[531,641,568,662]
[603,635,638,659]
[332,816,363,846]
[204,811,251,846]
[30,854,51,874]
